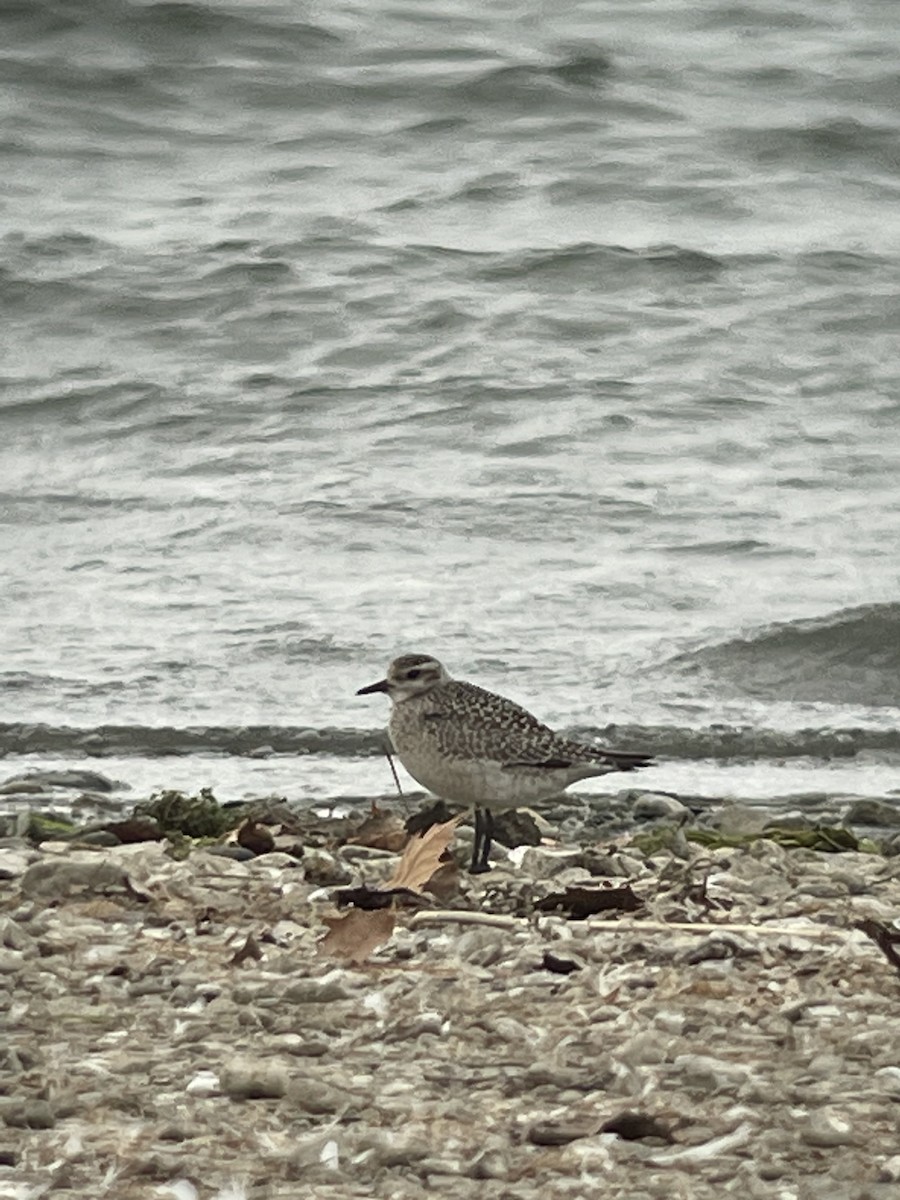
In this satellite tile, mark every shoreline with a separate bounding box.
[3,786,900,1196]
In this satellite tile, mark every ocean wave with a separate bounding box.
[1,720,898,762]
[668,603,900,706]
[477,243,723,284]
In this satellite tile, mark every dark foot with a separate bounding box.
[468,861,493,875]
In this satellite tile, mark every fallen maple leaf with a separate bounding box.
[318,907,397,964]
[317,816,461,964]
[385,816,461,893]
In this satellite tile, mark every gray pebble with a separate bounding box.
[220,1061,288,1100]
[19,859,127,899]
[632,792,689,820]
[287,1077,346,1114]
[0,1099,56,1129]
[283,976,352,1004]
[802,1109,854,1148]
[844,799,900,828]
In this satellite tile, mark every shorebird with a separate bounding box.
[356,653,653,873]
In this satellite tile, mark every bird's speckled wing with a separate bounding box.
[416,680,627,768]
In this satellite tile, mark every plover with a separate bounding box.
[357,653,653,873]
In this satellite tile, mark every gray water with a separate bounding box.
[3,0,900,805]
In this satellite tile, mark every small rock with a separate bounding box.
[0,779,46,795]
[4,769,123,793]
[466,1149,509,1179]
[19,858,128,899]
[283,976,352,1004]
[632,792,689,820]
[491,809,542,848]
[796,880,848,899]
[802,1109,854,1148]
[874,1066,900,1096]
[710,804,769,837]
[220,1061,288,1101]
[0,949,24,974]
[79,831,123,847]
[287,1077,345,1114]
[0,849,32,878]
[681,935,760,965]
[186,1070,221,1097]
[351,1128,429,1167]
[845,799,900,828]
[303,849,353,886]
[0,918,33,952]
[878,1154,900,1183]
[245,851,302,871]
[0,1099,56,1129]
[205,845,256,862]
[517,846,583,877]
[671,1053,752,1092]
[529,1117,600,1146]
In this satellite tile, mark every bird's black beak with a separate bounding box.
[356,679,389,695]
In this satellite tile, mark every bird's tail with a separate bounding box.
[596,747,653,771]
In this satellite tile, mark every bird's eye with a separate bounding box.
[407,669,421,680]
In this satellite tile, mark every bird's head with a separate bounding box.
[356,654,450,702]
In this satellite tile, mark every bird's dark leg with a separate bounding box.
[469,806,493,874]
[470,808,484,874]
[479,808,494,872]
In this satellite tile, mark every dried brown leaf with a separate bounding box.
[318,907,397,964]
[423,857,461,903]
[237,820,276,855]
[385,816,461,893]
[346,810,407,852]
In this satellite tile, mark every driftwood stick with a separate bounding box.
[409,911,854,940]
[584,918,850,940]
[409,911,521,931]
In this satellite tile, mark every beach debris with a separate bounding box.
[236,819,276,855]
[647,1121,752,1166]
[345,809,407,851]
[319,907,399,966]
[540,949,582,975]
[690,823,862,852]
[600,1111,676,1142]
[135,788,235,839]
[385,815,460,892]
[404,798,458,836]
[535,881,642,919]
[855,918,900,975]
[101,816,163,843]
[318,816,460,963]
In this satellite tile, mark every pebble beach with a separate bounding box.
[3,775,900,1200]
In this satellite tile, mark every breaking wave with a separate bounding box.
[667,603,900,706]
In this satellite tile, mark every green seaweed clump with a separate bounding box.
[630,822,874,857]
[687,823,863,854]
[27,812,77,843]
[135,788,235,839]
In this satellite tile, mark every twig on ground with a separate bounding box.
[408,911,522,931]
[585,918,851,939]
